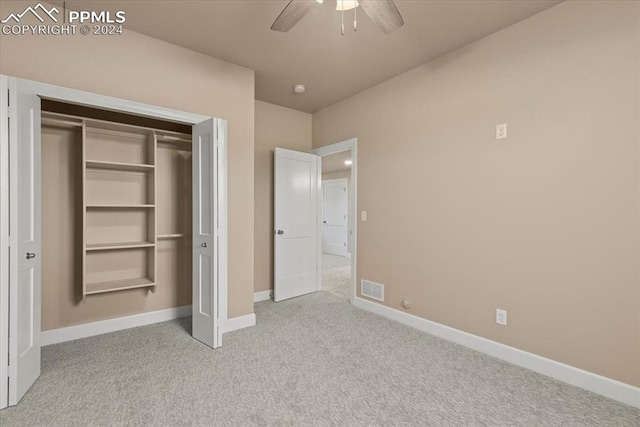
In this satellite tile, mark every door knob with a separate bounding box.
[201,242,207,248]
[26,252,36,260]
[277,230,284,235]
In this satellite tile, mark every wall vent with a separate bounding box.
[361,279,384,302]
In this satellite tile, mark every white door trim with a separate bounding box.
[312,138,357,305]
[9,78,210,124]
[0,75,228,407]
[0,75,9,410]
[216,121,228,343]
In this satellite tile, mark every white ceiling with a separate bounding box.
[58,0,561,113]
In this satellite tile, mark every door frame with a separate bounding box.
[0,76,228,408]
[312,138,357,305]
[321,177,349,257]
[0,76,9,410]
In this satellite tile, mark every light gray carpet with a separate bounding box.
[321,253,351,301]
[1,291,638,426]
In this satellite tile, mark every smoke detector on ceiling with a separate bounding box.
[294,84,306,94]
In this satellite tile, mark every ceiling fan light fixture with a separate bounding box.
[271,0,403,35]
[336,0,359,12]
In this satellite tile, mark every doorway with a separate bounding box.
[313,139,357,304]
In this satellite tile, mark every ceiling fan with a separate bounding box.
[271,0,404,35]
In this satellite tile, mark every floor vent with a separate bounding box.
[361,279,384,302]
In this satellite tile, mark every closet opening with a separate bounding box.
[2,76,226,407]
[40,100,194,332]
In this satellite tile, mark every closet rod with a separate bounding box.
[157,233,190,240]
[156,134,191,143]
[41,116,83,128]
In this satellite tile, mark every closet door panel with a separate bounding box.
[192,118,218,349]
[8,78,41,406]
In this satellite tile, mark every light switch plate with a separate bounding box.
[361,211,367,222]
[496,123,507,140]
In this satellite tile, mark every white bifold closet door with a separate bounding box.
[7,78,42,406]
[274,148,321,302]
[192,118,223,349]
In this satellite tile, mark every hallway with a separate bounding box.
[321,253,351,301]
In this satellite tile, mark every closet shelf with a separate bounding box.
[85,277,155,295]
[86,160,155,172]
[86,241,155,251]
[86,204,155,209]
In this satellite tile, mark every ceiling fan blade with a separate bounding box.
[271,0,316,32]
[359,0,404,35]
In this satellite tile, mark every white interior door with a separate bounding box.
[274,148,321,302]
[322,179,348,257]
[8,79,41,406]
[192,118,221,348]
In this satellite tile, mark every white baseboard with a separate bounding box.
[354,297,640,409]
[42,305,192,346]
[254,290,273,303]
[221,313,256,333]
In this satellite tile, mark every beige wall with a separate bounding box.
[313,1,640,387]
[0,1,255,320]
[254,100,312,292]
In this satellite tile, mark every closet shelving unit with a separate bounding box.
[42,111,191,297]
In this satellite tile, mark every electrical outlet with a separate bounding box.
[361,211,367,222]
[496,123,507,140]
[496,308,507,326]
